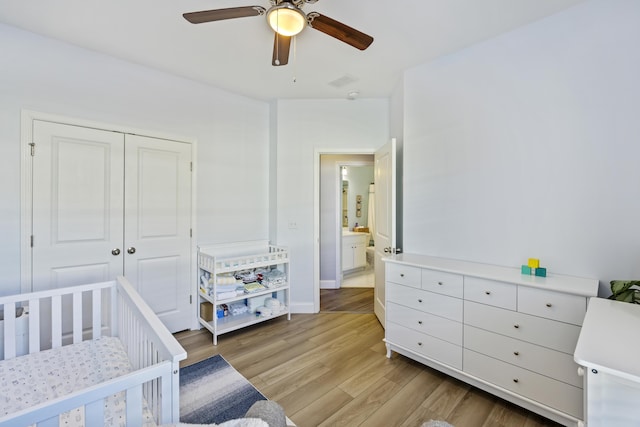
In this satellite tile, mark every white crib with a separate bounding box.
[0,276,187,427]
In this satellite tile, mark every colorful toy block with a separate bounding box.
[535,267,547,277]
[522,258,548,278]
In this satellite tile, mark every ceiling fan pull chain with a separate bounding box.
[274,12,280,66]
[292,36,297,83]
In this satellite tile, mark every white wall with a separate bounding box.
[0,24,270,295]
[276,99,388,311]
[402,0,640,295]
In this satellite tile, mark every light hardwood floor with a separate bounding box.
[320,288,374,313]
[175,313,562,427]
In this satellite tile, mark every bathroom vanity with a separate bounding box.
[383,253,599,427]
[342,231,369,272]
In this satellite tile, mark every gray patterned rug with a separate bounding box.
[180,354,267,424]
[421,421,454,427]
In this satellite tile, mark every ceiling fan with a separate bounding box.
[183,0,374,66]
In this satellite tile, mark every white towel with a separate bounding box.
[255,306,272,317]
[216,291,237,300]
[264,298,281,312]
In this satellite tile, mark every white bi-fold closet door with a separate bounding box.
[30,120,192,333]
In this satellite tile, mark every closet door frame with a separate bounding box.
[20,110,199,330]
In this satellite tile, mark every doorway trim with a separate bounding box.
[20,109,199,329]
[313,148,375,313]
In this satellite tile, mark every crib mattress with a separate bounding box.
[0,336,155,426]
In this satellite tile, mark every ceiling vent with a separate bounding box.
[328,74,359,88]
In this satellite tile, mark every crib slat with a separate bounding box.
[3,302,16,359]
[92,289,101,339]
[36,417,58,427]
[52,295,62,348]
[72,292,82,344]
[161,371,172,423]
[110,284,118,337]
[29,299,41,353]
[126,384,143,426]
[85,398,104,426]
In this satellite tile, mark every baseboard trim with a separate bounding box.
[290,302,315,314]
[320,280,338,289]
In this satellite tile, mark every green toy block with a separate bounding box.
[521,265,532,275]
[535,267,547,277]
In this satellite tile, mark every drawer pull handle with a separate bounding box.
[513,379,519,383]
[485,291,491,295]
[514,324,520,329]
[438,281,443,286]
[418,342,423,346]
[513,351,520,356]
[546,303,552,307]
[400,273,405,277]
[418,299,423,303]
[418,321,423,325]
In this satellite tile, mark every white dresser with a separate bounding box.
[384,254,599,427]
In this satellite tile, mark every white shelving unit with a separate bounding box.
[198,240,291,345]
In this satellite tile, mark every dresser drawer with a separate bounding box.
[464,301,581,354]
[464,325,582,388]
[386,263,421,288]
[464,277,516,310]
[518,286,587,325]
[387,321,462,369]
[422,269,463,298]
[387,302,462,346]
[388,283,463,322]
[464,349,582,418]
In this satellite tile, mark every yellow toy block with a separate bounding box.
[527,258,540,269]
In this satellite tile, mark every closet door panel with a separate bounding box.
[31,121,124,348]
[124,134,192,332]
[32,120,125,291]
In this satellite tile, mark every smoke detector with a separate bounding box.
[347,90,360,100]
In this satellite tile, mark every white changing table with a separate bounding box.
[574,297,640,427]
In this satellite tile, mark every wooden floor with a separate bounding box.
[175,313,562,427]
[320,288,374,313]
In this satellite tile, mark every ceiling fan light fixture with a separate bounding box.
[267,4,306,37]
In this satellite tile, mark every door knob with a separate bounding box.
[384,247,391,253]
[127,247,136,254]
[111,248,121,256]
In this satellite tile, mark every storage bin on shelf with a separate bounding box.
[197,240,291,345]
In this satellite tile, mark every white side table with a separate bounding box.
[574,297,640,427]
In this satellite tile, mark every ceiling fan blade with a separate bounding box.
[183,6,266,24]
[272,33,292,66]
[307,12,373,50]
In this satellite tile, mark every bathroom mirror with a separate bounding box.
[341,165,374,230]
[342,181,348,227]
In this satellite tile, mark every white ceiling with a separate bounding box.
[0,0,585,101]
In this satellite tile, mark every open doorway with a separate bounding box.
[318,154,374,313]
